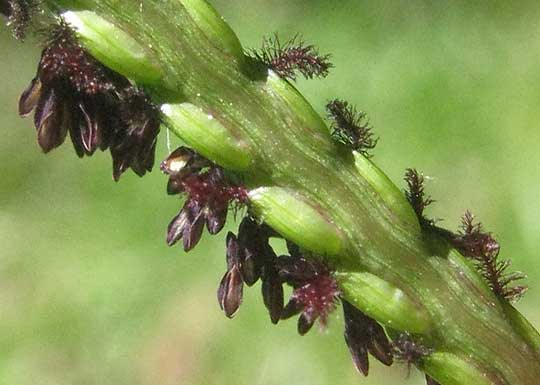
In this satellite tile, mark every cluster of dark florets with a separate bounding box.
[218,227,438,384]
[161,147,249,252]
[219,223,442,383]
[18,20,160,180]
[214,216,400,377]
[250,34,332,81]
[160,163,355,338]
[217,218,276,318]
[217,216,342,332]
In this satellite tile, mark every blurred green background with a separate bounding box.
[1,1,540,384]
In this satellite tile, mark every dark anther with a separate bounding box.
[217,265,243,318]
[342,299,393,376]
[250,34,333,81]
[326,99,378,157]
[217,233,245,318]
[216,217,279,319]
[237,217,275,286]
[261,258,284,325]
[297,312,316,335]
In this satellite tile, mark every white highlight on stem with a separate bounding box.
[160,104,173,116]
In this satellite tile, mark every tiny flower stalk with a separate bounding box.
[5,0,540,384]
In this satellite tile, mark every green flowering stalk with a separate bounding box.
[2,1,540,384]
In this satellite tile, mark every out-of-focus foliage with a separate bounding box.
[1,1,539,384]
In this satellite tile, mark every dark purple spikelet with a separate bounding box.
[243,218,283,323]
[215,217,281,320]
[162,147,248,252]
[262,258,285,325]
[342,299,393,376]
[2,0,37,39]
[235,219,264,285]
[19,20,160,180]
[451,211,527,302]
[238,218,283,323]
[392,333,432,374]
[251,34,332,81]
[404,168,434,226]
[425,375,441,385]
[326,99,378,157]
[236,217,274,286]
